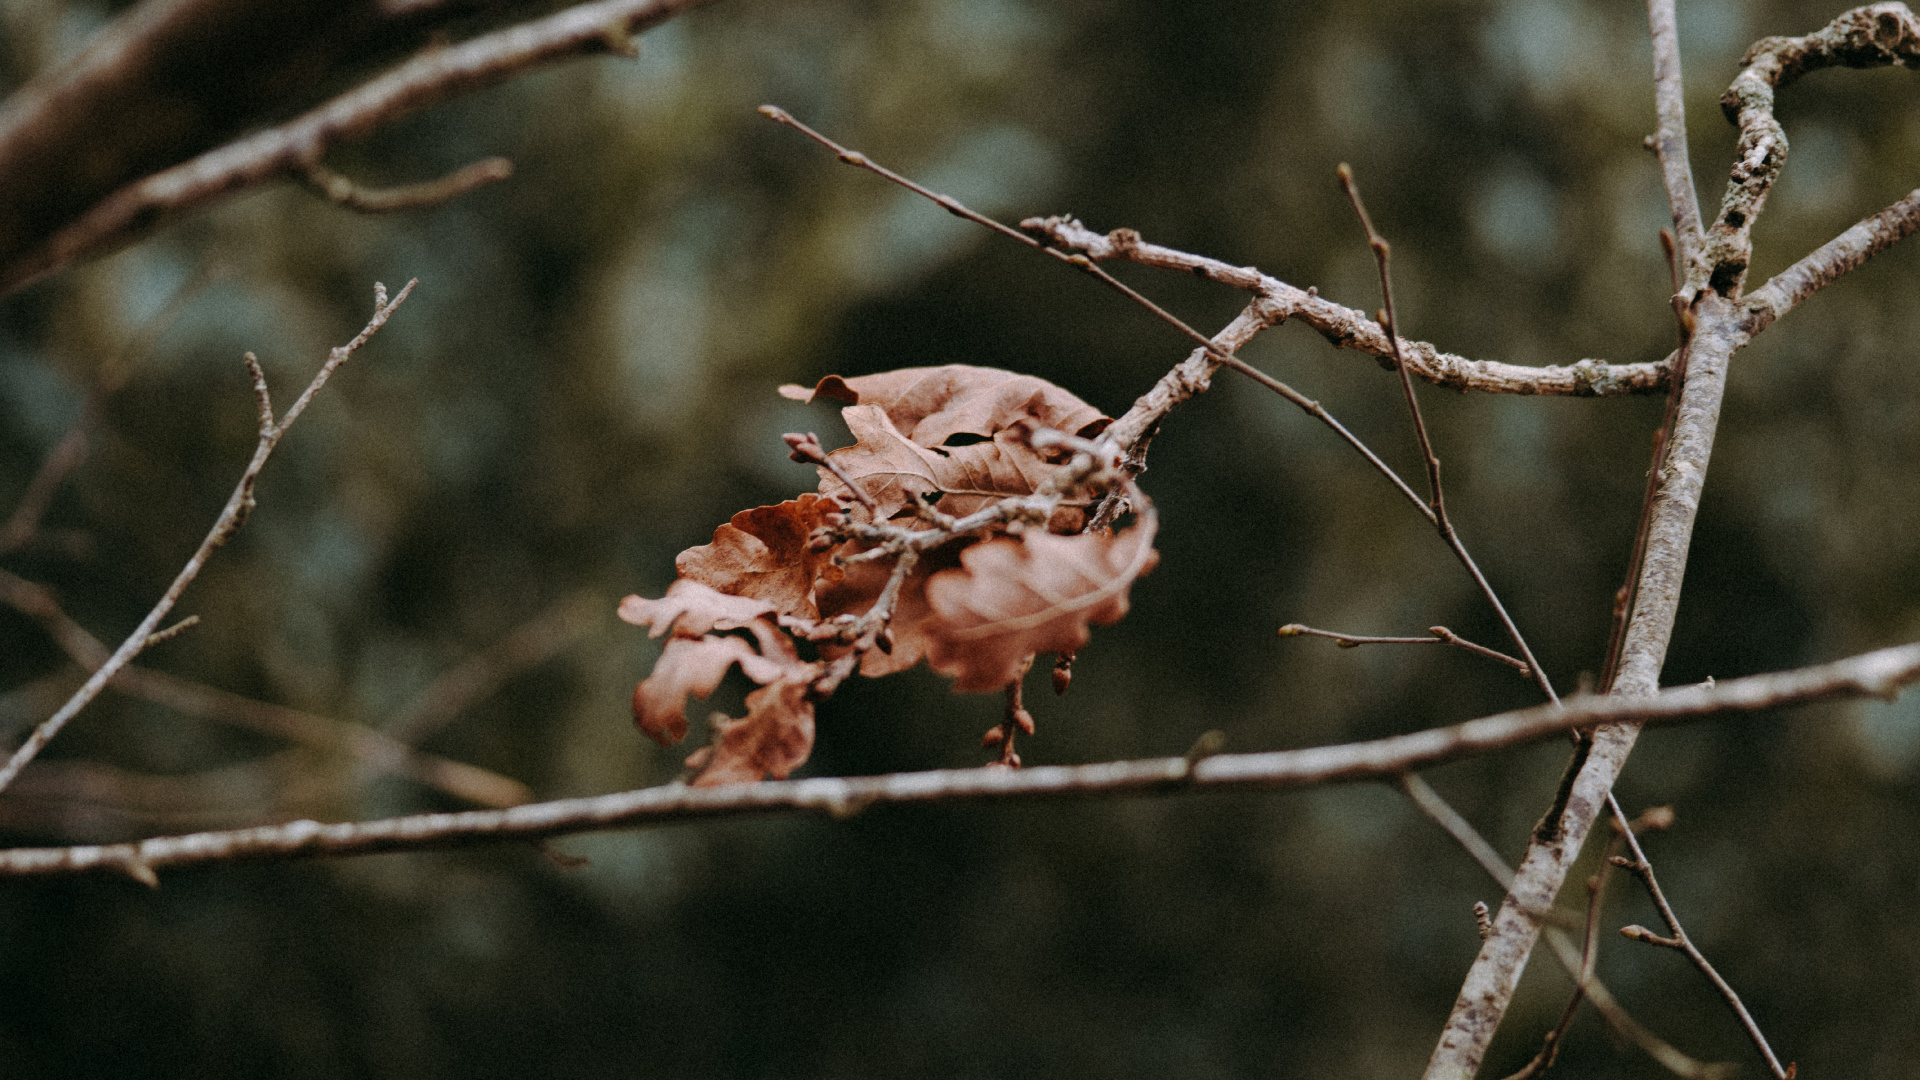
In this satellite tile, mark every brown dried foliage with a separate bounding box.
[621,365,1156,784]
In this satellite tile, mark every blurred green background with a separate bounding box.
[2,0,1919,1075]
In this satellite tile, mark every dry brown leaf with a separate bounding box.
[629,619,817,745]
[622,364,1138,781]
[675,494,843,618]
[618,580,776,638]
[780,364,1109,447]
[683,678,815,786]
[819,404,1085,528]
[921,513,1159,692]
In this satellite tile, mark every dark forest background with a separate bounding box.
[1,0,1918,1075]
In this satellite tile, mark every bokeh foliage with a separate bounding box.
[2,0,1919,1075]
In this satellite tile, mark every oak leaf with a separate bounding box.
[780,364,1109,448]
[819,405,1088,530]
[627,617,818,749]
[921,513,1159,692]
[683,678,816,786]
[618,579,776,638]
[675,494,843,618]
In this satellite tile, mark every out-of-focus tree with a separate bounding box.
[2,0,1919,1077]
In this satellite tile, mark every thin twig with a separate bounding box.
[1403,774,1732,1080]
[1744,185,1920,334]
[1338,165,1444,510]
[298,157,514,214]
[0,566,530,810]
[140,615,200,649]
[0,281,416,796]
[1333,165,1557,706]
[382,590,600,747]
[984,672,1035,767]
[1647,0,1705,264]
[1278,623,1530,676]
[1610,794,1789,1078]
[0,641,1914,881]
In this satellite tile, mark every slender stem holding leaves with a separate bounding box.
[760,106,1435,526]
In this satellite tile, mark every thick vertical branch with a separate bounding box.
[1424,264,1745,1080]
[1648,0,1705,261]
[1424,0,1744,1070]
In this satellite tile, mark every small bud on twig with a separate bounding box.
[783,431,827,464]
[1620,924,1685,949]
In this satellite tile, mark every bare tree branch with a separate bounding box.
[1706,2,1919,297]
[1277,623,1531,677]
[0,0,512,282]
[0,566,533,808]
[298,156,515,214]
[1024,216,1671,399]
[0,281,415,796]
[1429,16,1920,1065]
[1402,774,1731,1080]
[1744,186,1920,332]
[1611,817,1789,1077]
[1427,0,1847,1068]
[0,0,715,295]
[0,640,1912,882]
[1647,0,1705,263]
[382,589,601,747]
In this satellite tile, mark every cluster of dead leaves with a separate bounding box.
[619,365,1158,785]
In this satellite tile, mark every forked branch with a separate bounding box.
[1403,774,1731,1080]
[0,281,416,796]
[1024,217,1671,399]
[1429,5,1920,1075]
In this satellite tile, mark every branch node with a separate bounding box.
[1184,729,1227,765]
[142,614,201,649]
[600,20,641,58]
[121,856,159,888]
